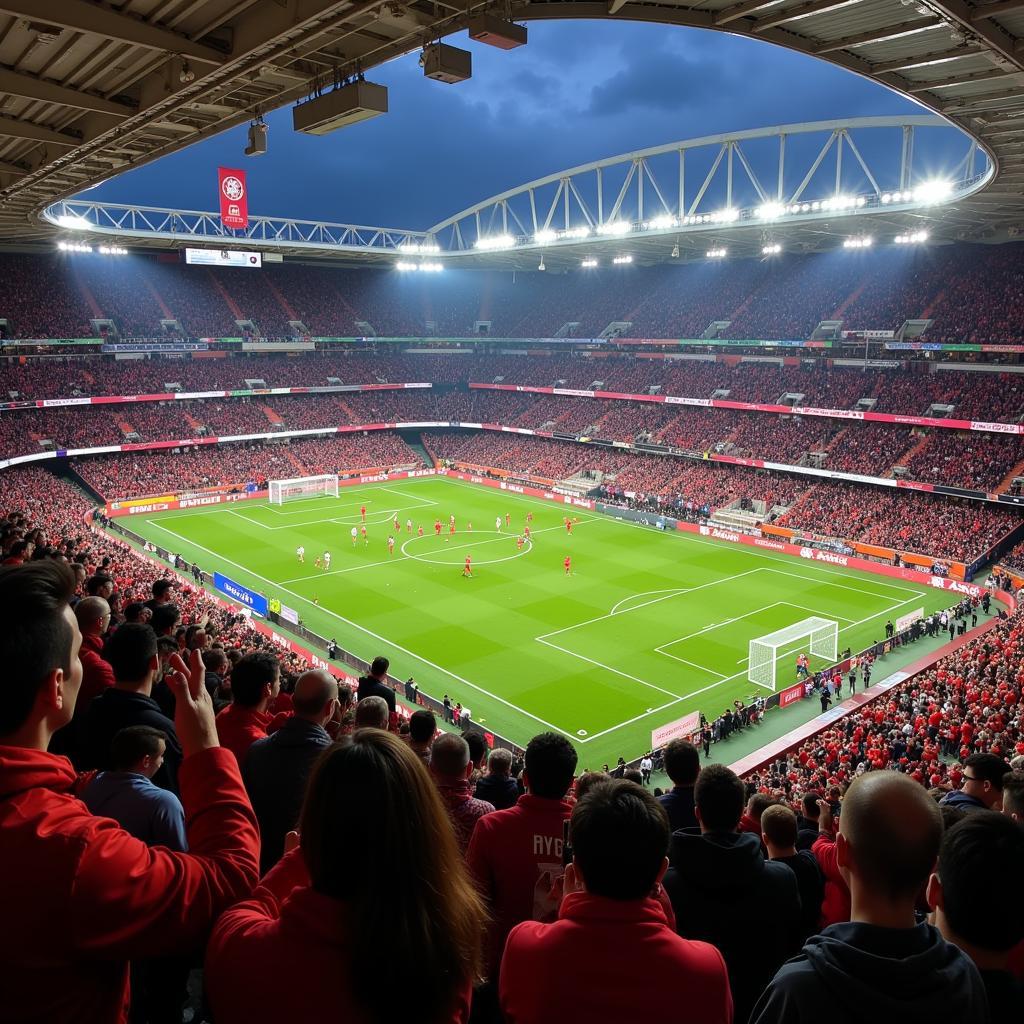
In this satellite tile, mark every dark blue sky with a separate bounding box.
[90,20,926,228]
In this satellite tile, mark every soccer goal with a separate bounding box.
[747,616,838,691]
[268,474,339,505]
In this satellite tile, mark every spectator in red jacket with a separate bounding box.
[74,595,115,710]
[500,779,733,1024]
[430,732,495,853]
[215,650,280,765]
[0,560,259,1024]
[811,798,851,928]
[467,731,578,984]
[206,729,486,1024]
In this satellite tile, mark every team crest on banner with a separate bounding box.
[218,167,248,229]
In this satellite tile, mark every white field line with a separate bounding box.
[146,519,575,740]
[443,477,923,599]
[278,523,568,585]
[535,636,683,701]
[610,588,690,615]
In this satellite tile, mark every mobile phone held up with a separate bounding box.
[562,818,573,868]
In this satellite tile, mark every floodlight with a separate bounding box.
[895,231,929,244]
[706,248,727,258]
[534,229,557,244]
[57,214,90,230]
[757,202,785,220]
[612,254,633,264]
[598,221,630,236]
[671,244,679,258]
[762,243,782,255]
[562,226,591,239]
[538,258,546,271]
[474,234,515,250]
[581,258,598,268]
[913,180,953,204]
[648,215,677,230]
[711,208,738,223]
[843,236,873,249]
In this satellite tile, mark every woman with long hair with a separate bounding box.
[206,728,486,1023]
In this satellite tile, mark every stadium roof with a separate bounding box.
[1,0,1023,261]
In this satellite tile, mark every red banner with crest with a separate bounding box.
[217,167,248,229]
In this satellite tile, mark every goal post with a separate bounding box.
[268,474,339,505]
[747,616,839,692]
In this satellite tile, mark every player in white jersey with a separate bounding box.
[296,545,305,563]
[351,526,358,546]
[495,516,502,532]
[406,518,413,533]
[323,551,331,570]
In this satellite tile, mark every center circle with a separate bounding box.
[400,529,533,566]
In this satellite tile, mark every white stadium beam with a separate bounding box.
[752,0,861,33]
[870,46,981,73]
[814,21,945,54]
[0,1,229,64]
[714,0,786,26]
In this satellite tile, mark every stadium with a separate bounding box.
[1,2,1023,1023]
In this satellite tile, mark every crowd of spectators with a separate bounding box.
[4,240,1024,342]
[778,482,1019,562]
[3,457,1024,1023]
[901,432,1024,492]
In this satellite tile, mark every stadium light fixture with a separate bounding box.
[598,220,631,236]
[757,202,785,220]
[581,258,599,268]
[671,244,680,258]
[474,234,515,251]
[179,61,196,84]
[647,215,677,230]
[842,236,873,249]
[561,226,591,239]
[895,230,929,244]
[533,229,557,244]
[706,247,728,259]
[710,208,738,224]
[762,243,782,255]
[398,242,440,254]
[913,179,953,204]
[612,254,633,264]
[56,214,90,230]
[98,246,128,255]
[57,241,92,253]
[395,261,443,271]
[538,257,546,271]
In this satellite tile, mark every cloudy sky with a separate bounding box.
[90,20,927,228]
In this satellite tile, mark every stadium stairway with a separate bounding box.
[260,404,284,426]
[264,277,298,322]
[831,274,870,319]
[181,410,204,433]
[207,270,243,320]
[899,431,937,470]
[404,432,433,466]
[282,449,307,475]
[996,457,1024,494]
[69,264,103,319]
[140,271,173,320]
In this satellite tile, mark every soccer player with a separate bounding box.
[434,518,442,536]
[314,556,321,570]
[495,516,502,532]
[505,511,511,528]
[463,555,473,579]
[516,535,525,551]
[467,521,473,533]
[323,551,331,570]
[565,517,573,535]
[449,521,456,538]
[351,526,358,547]
[564,555,572,576]
[393,516,400,533]
[526,511,534,525]
[296,545,305,563]
[388,535,395,556]
[524,524,531,541]
[406,518,412,533]
[360,505,366,522]
[449,513,455,528]
[417,524,424,537]
[361,525,368,545]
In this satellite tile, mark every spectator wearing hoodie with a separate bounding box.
[500,780,733,1024]
[0,560,259,1024]
[761,804,825,943]
[663,764,801,1024]
[928,811,1024,1021]
[243,669,337,874]
[751,773,987,1024]
[657,738,700,832]
[475,747,520,811]
[940,752,1009,812]
[357,655,397,721]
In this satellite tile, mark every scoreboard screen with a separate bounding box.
[184,248,262,268]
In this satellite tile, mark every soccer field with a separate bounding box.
[126,476,952,766]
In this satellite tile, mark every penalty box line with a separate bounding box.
[144,519,578,742]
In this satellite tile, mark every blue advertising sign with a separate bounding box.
[213,572,268,616]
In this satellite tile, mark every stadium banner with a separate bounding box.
[216,167,248,230]
[444,470,594,510]
[213,572,268,616]
[279,603,301,626]
[896,608,924,632]
[778,682,805,708]
[651,710,702,748]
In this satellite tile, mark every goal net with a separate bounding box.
[268,474,339,505]
[748,616,838,692]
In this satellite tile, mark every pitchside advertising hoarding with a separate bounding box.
[651,710,702,748]
[213,572,268,617]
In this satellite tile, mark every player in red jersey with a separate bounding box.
[393,516,400,533]
[360,524,368,545]
[417,524,424,537]
[388,535,395,556]
[527,511,534,524]
[516,535,525,550]
[505,511,511,527]
[360,505,366,522]
[564,555,571,576]
[434,518,442,536]
[314,556,321,570]
[524,525,531,541]
[449,522,456,537]
[463,555,473,578]
[565,517,573,535]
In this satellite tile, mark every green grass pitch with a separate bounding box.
[126,476,953,766]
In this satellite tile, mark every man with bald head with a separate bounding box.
[243,669,338,872]
[430,732,494,852]
[751,773,988,1024]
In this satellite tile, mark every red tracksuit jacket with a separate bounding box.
[813,833,851,927]
[0,744,260,1023]
[500,890,734,1024]
[466,793,573,976]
